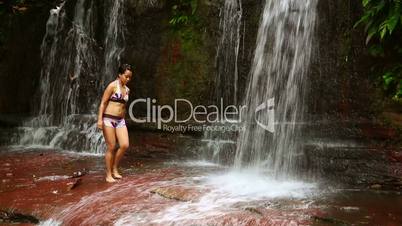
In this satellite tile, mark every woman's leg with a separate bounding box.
[103,125,117,182]
[113,125,129,178]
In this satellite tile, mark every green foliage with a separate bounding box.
[169,0,198,29]
[355,0,402,100]
[354,0,401,43]
[382,64,402,98]
[165,25,207,101]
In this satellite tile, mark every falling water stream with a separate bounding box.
[189,0,320,222]
[214,0,242,106]
[102,0,126,91]
[13,0,127,154]
[234,0,318,177]
[203,0,318,177]
[201,0,242,164]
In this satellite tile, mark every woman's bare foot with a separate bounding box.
[112,169,122,179]
[106,176,117,183]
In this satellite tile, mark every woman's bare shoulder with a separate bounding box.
[106,80,117,90]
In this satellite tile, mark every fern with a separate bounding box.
[355,0,402,99]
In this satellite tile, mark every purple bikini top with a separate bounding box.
[109,80,129,104]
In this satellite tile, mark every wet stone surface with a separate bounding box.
[0,147,401,226]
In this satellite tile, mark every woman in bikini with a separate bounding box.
[97,64,133,183]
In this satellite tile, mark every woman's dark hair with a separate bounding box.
[118,63,132,74]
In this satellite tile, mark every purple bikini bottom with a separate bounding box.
[103,114,126,128]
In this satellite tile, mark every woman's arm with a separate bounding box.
[97,83,114,129]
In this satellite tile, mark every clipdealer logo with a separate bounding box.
[128,98,275,133]
[254,97,275,133]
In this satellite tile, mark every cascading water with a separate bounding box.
[234,0,317,177]
[214,0,242,106]
[202,0,242,164]
[14,0,127,153]
[37,0,99,122]
[101,0,126,92]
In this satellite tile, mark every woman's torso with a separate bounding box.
[104,80,129,118]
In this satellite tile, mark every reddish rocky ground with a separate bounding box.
[0,148,401,226]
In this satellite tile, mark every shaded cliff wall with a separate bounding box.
[123,0,261,116]
[0,0,398,128]
[309,0,383,120]
[123,0,217,115]
[0,2,52,114]
[0,0,259,117]
[303,0,402,143]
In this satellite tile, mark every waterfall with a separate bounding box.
[215,0,242,106]
[13,0,127,154]
[36,0,99,124]
[234,0,317,177]
[201,0,242,164]
[101,0,126,92]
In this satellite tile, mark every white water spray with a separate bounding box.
[234,0,317,177]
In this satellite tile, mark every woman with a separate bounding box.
[97,64,133,183]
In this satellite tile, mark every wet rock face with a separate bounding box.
[116,0,262,115]
[127,0,165,15]
[0,210,40,224]
[1,148,402,225]
[303,145,402,189]
[0,0,381,119]
[0,2,52,114]
[309,0,380,120]
[0,0,263,117]
[150,186,204,202]
[124,0,219,111]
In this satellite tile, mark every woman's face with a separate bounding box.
[119,70,132,85]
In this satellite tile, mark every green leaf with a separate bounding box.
[190,0,198,15]
[368,45,384,56]
[364,20,373,32]
[366,26,378,44]
[354,13,370,28]
[169,18,177,25]
[379,23,388,40]
[383,72,395,88]
[387,14,400,34]
[363,0,371,7]
[178,16,184,23]
[374,0,385,13]
[394,80,402,98]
